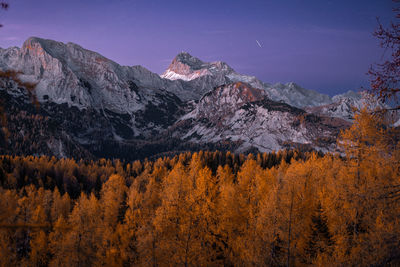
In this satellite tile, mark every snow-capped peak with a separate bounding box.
[161,52,234,81]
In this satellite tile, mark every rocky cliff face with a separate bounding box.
[1,38,163,113]
[0,37,185,139]
[173,82,349,153]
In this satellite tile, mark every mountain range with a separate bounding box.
[0,37,387,160]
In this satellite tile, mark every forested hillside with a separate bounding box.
[0,109,399,266]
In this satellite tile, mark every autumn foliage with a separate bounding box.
[0,109,398,266]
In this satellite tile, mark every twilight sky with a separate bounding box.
[0,0,396,96]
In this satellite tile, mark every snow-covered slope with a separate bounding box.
[173,82,349,153]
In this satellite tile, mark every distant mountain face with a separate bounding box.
[160,52,379,120]
[0,37,381,160]
[173,82,349,153]
[305,91,389,121]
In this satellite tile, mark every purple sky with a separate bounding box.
[0,0,396,96]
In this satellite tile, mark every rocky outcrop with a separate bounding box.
[173,82,349,153]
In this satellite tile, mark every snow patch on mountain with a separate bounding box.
[162,69,206,81]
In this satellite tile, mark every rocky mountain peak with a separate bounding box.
[22,37,56,50]
[163,52,207,79]
[202,82,264,105]
[172,52,205,69]
[223,82,264,102]
[161,52,234,81]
